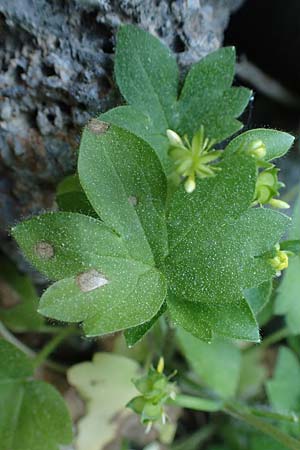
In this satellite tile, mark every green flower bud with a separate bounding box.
[253,165,289,209]
[127,357,177,428]
[247,139,267,160]
[269,244,289,276]
[166,129,184,147]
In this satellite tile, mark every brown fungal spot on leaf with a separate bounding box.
[76,269,109,293]
[128,195,138,207]
[34,241,54,259]
[0,279,21,309]
[87,119,110,135]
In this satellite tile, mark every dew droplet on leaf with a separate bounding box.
[76,269,109,292]
[34,241,54,259]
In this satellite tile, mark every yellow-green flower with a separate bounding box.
[269,244,289,276]
[167,126,222,193]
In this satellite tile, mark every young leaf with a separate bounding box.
[12,212,167,336]
[266,347,300,413]
[224,129,294,161]
[176,48,251,141]
[166,152,289,341]
[178,328,241,399]
[105,26,251,171]
[0,259,44,332]
[0,339,72,450]
[67,352,139,450]
[275,192,300,333]
[115,25,178,131]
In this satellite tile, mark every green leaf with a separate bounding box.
[178,328,241,399]
[280,240,300,255]
[275,192,300,333]
[266,347,300,413]
[244,280,273,315]
[224,128,294,161]
[67,352,139,450]
[12,212,167,336]
[0,259,44,332]
[238,349,267,399]
[250,434,288,450]
[124,302,167,347]
[0,339,72,450]
[100,106,170,171]
[166,152,289,340]
[78,123,168,267]
[115,25,178,131]
[177,48,251,141]
[109,26,251,169]
[56,173,97,217]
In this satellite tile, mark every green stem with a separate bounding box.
[171,424,216,450]
[0,321,67,373]
[0,321,35,357]
[224,403,300,450]
[260,327,290,349]
[171,394,222,412]
[248,405,299,424]
[33,326,76,369]
[245,327,289,354]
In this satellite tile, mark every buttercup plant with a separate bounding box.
[12,25,294,345]
[4,24,300,450]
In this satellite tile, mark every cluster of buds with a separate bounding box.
[252,165,289,209]
[166,126,222,193]
[127,357,176,432]
[243,139,289,209]
[269,243,291,276]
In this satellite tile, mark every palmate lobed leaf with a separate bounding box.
[101,25,251,172]
[0,339,72,450]
[12,123,291,342]
[166,152,290,341]
[12,125,168,336]
[11,23,294,343]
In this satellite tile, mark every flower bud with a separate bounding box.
[247,140,267,159]
[166,129,183,147]
[184,176,196,193]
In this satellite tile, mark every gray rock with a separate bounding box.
[0,0,244,274]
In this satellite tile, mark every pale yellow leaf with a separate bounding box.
[67,353,139,450]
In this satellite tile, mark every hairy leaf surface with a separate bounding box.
[166,153,289,340]
[103,26,251,171]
